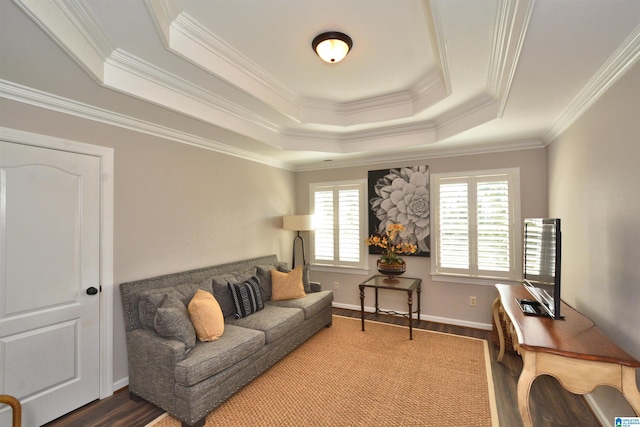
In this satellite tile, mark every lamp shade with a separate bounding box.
[283,215,314,231]
[312,32,353,63]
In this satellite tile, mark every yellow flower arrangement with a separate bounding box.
[365,223,418,265]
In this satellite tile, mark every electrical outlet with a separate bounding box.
[334,281,339,290]
[469,296,477,307]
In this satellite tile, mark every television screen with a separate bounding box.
[522,218,562,318]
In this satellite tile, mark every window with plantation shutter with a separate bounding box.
[432,169,520,281]
[310,180,366,269]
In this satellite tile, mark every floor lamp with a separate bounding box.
[283,215,314,268]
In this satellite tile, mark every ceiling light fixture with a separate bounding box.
[312,31,353,63]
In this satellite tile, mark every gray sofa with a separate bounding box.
[120,255,333,427]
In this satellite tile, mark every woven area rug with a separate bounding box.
[146,315,498,427]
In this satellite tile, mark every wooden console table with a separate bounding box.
[493,284,640,427]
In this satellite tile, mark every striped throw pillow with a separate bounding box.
[228,276,264,318]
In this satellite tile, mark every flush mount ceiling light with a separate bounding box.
[312,31,353,63]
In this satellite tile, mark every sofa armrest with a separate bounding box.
[126,328,188,408]
[310,281,322,292]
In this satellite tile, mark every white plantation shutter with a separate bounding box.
[439,181,470,269]
[311,180,366,269]
[477,180,510,272]
[433,169,519,280]
[313,190,334,261]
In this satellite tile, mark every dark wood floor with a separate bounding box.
[43,308,601,427]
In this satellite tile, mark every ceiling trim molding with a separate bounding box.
[488,0,535,118]
[282,121,438,154]
[104,49,283,146]
[293,138,545,172]
[13,0,112,83]
[543,24,640,144]
[145,0,449,128]
[423,0,451,94]
[143,0,182,48]
[0,79,546,174]
[0,79,293,170]
[167,11,302,122]
[13,0,501,151]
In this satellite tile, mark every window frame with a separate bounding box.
[309,179,368,272]
[430,168,521,285]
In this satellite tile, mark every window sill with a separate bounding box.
[431,273,521,287]
[311,264,371,275]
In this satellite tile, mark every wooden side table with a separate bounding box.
[494,284,640,427]
[359,275,421,339]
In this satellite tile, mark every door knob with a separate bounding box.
[86,287,99,295]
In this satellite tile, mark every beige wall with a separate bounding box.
[0,99,297,387]
[547,61,640,418]
[296,148,548,328]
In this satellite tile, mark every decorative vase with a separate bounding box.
[377,259,406,282]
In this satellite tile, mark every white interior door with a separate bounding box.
[0,141,101,427]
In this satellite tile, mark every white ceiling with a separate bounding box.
[2,0,639,170]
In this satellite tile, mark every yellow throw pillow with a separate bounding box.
[271,266,307,301]
[188,289,224,341]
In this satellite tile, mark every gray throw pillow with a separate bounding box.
[209,275,237,319]
[154,295,196,351]
[256,262,288,301]
[138,282,213,330]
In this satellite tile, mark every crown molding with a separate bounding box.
[12,0,496,146]
[146,1,450,127]
[0,79,294,170]
[488,0,535,118]
[105,49,282,145]
[143,0,182,48]
[423,0,451,94]
[282,121,437,154]
[13,0,113,82]
[293,138,545,172]
[543,24,640,144]
[167,11,302,122]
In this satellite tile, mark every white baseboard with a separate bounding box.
[332,302,493,331]
[113,377,129,393]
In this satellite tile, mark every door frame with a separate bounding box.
[0,126,114,399]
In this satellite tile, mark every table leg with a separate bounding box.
[374,287,379,315]
[517,350,536,427]
[492,297,505,362]
[407,290,413,340]
[417,283,421,321]
[359,285,365,332]
[622,365,640,416]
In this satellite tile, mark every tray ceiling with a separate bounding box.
[2,0,639,170]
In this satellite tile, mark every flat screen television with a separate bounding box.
[520,218,563,319]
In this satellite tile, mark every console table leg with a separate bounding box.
[407,290,413,340]
[492,297,505,362]
[417,283,421,321]
[622,365,640,416]
[518,351,537,427]
[359,285,365,332]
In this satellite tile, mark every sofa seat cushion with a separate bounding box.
[175,324,265,387]
[266,291,333,320]
[226,305,304,344]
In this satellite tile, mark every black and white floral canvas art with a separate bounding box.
[368,165,430,257]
